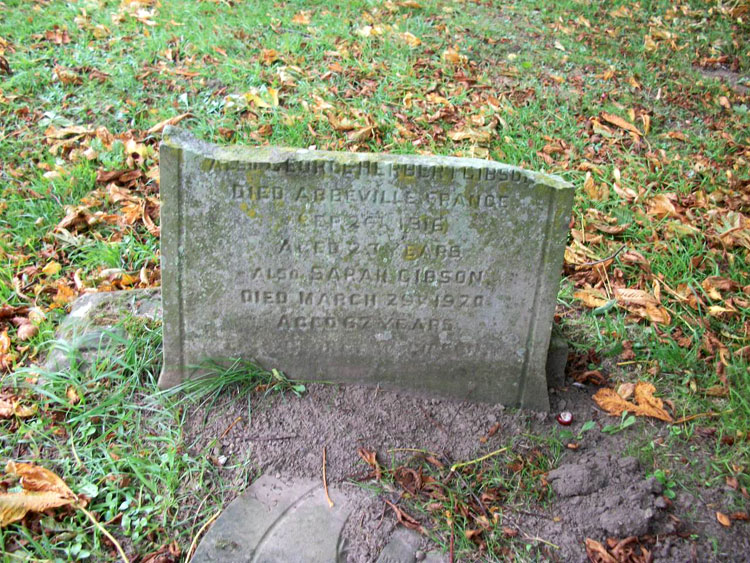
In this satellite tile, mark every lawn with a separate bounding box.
[0,0,748,560]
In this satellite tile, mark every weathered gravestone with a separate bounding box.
[158,127,573,409]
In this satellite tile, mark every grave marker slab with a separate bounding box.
[158,127,573,409]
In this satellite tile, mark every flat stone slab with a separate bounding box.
[159,128,573,409]
[191,476,444,563]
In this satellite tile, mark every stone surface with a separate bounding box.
[44,289,160,372]
[159,127,574,409]
[192,475,447,563]
[545,336,568,388]
[375,528,422,563]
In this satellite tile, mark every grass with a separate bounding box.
[1,0,749,559]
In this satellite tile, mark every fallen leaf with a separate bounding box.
[16,323,38,342]
[291,11,310,25]
[66,386,81,405]
[593,381,672,422]
[600,112,642,136]
[442,48,466,65]
[585,538,618,563]
[0,330,9,354]
[0,462,77,527]
[399,32,421,47]
[647,194,677,218]
[716,511,731,527]
[42,261,62,276]
[146,112,192,135]
[574,288,610,308]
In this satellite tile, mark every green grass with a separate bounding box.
[1,0,749,559]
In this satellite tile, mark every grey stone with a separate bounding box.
[545,336,568,388]
[44,289,161,372]
[376,528,422,563]
[158,127,574,409]
[192,475,353,563]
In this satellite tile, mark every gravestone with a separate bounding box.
[158,127,573,409]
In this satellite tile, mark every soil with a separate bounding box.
[182,381,750,562]
[53,290,750,561]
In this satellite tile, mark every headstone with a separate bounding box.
[158,127,573,409]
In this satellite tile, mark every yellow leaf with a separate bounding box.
[716,511,731,527]
[66,386,81,405]
[574,289,609,309]
[0,491,75,527]
[53,283,76,306]
[291,11,310,25]
[0,462,77,527]
[642,302,671,325]
[6,462,74,496]
[600,112,642,136]
[399,32,421,47]
[442,48,466,65]
[42,261,62,276]
[0,330,10,354]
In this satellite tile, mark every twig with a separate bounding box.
[450,447,508,473]
[449,513,455,563]
[387,447,442,457]
[186,510,221,562]
[674,409,733,424]
[77,504,129,563]
[70,437,85,471]
[248,434,298,442]
[323,446,334,508]
[219,416,243,439]
[579,244,626,267]
[522,532,560,549]
[454,471,488,517]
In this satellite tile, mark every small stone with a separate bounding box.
[415,550,426,561]
[655,496,669,509]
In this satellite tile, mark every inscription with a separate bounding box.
[203,156,535,187]
[240,290,485,309]
[278,239,462,259]
[277,315,454,332]
[234,186,508,209]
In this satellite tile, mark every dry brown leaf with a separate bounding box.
[53,283,76,306]
[574,289,610,309]
[617,382,635,400]
[16,323,38,342]
[0,492,75,527]
[146,112,192,135]
[585,538,618,563]
[0,462,77,527]
[593,381,672,422]
[0,395,35,419]
[291,11,311,25]
[399,32,421,47]
[0,330,11,354]
[600,112,642,136]
[442,48,466,65]
[647,194,677,218]
[716,511,731,527]
[633,382,672,422]
[66,386,81,405]
[614,288,658,306]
